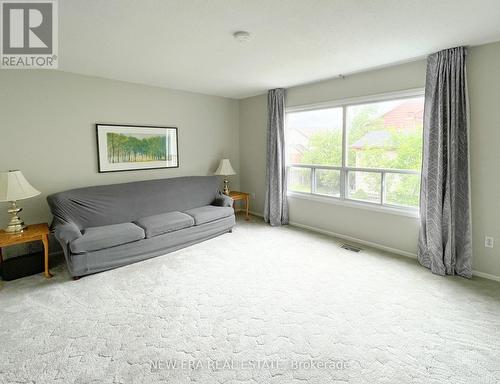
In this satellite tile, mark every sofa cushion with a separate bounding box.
[184,205,234,225]
[134,211,194,238]
[70,223,145,254]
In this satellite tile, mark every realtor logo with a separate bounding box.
[1,0,58,68]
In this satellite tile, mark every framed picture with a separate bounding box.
[96,124,179,172]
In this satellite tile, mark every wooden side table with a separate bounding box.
[228,191,250,221]
[0,223,52,279]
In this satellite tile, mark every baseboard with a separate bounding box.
[248,211,263,218]
[249,212,420,258]
[245,211,417,258]
[285,220,500,283]
[288,220,418,259]
[472,270,500,282]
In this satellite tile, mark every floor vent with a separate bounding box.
[340,243,362,253]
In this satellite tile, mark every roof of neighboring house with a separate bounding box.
[350,130,395,150]
[351,99,423,150]
[382,99,423,129]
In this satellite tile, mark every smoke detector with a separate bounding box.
[233,31,251,43]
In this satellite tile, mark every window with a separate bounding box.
[285,91,424,211]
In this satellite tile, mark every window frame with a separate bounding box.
[285,88,425,216]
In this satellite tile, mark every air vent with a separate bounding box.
[340,243,362,253]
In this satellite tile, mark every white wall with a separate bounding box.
[0,70,240,231]
[468,41,500,278]
[238,93,268,214]
[239,41,500,279]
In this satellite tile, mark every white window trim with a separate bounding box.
[286,88,425,112]
[287,191,420,219]
[285,88,425,216]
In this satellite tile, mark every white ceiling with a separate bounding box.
[60,0,500,99]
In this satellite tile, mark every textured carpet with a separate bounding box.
[1,216,499,384]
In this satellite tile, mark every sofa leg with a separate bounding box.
[72,276,81,281]
[229,229,233,233]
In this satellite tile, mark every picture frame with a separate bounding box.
[96,124,179,173]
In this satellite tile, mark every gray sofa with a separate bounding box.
[47,176,235,277]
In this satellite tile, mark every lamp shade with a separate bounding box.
[0,170,41,202]
[214,159,236,176]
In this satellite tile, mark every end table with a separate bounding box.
[228,191,250,221]
[0,223,52,279]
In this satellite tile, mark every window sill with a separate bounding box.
[287,191,420,219]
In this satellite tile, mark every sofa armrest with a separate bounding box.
[212,191,233,208]
[54,222,82,249]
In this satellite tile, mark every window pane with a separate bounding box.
[347,97,424,170]
[385,173,420,208]
[347,171,381,203]
[315,169,340,197]
[286,108,343,166]
[288,167,311,193]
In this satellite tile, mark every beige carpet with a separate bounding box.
[1,216,499,384]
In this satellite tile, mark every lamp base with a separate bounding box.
[223,177,230,195]
[5,201,26,233]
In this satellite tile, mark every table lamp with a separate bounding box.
[214,159,236,195]
[0,170,41,233]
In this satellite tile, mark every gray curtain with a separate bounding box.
[418,46,472,278]
[264,88,289,226]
